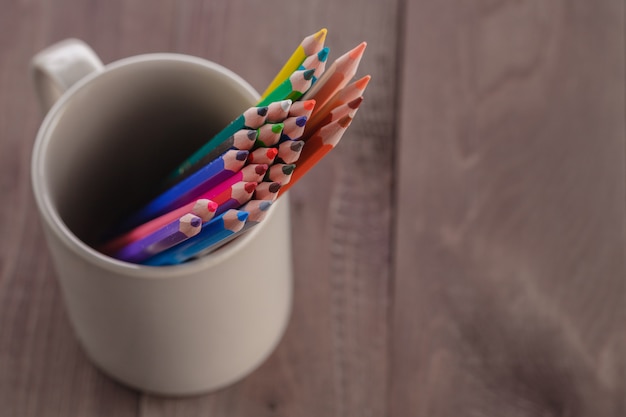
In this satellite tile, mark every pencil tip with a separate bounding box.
[255,164,268,175]
[282,164,296,175]
[244,182,257,193]
[318,47,329,62]
[349,42,367,59]
[338,115,353,128]
[348,96,364,109]
[356,75,371,90]
[303,69,315,80]
[303,99,316,110]
[315,28,328,41]
[267,148,279,157]
[291,140,304,151]
[236,150,249,160]
[296,116,307,127]
[237,211,249,222]
[257,106,268,116]
[259,200,272,210]
[247,130,258,140]
[269,182,282,192]
[271,123,284,133]
[281,99,292,111]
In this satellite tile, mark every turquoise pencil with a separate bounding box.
[143,209,249,266]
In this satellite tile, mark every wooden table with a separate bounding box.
[1,1,624,415]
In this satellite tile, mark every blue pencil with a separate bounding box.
[143,209,249,266]
[112,213,202,264]
[122,149,248,230]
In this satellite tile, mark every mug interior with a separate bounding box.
[34,56,259,251]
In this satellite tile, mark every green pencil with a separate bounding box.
[257,68,315,107]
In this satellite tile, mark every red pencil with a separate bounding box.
[302,42,367,113]
[248,147,279,165]
[279,115,353,196]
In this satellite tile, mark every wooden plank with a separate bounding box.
[391,1,626,416]
[139,1,399,416]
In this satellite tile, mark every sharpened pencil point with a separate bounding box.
[314,28,328,42]
[237,211,249,222]
[296,116,307,127]
[236,150,249,160]
[291,141,304,151]
[190,217,202,227]
[303,69,315,80]
[348,96,364,109]
[259,201,272,211]
[356,75,371,90]
[349,42,367,59]
[281,100,292,111]
[255,164,269,175]
[244,182,257,193]
[267,148,279,157]
[247,130,258,140]
[302,100,316,110]
[317,47,329,62]
[282,164,296,175]
[257,106,268,116]
[269,182,281,193]
[338,115,353,128]
[271,123,284,133]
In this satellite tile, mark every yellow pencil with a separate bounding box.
[260,28,327,100]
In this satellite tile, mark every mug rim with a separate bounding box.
[31,52,282,279]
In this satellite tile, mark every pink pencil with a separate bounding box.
[111,213,203,264]
[100,198,218,255]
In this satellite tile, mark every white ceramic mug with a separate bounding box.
[30,39,293,396]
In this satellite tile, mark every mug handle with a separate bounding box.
[31,39,104,112]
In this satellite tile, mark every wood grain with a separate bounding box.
[0,0,624,416]
[391,0,626,416]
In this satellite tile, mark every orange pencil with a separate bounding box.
[302,42,367,114]
[304,97,363,138]
[279,115,353,196]
[288,99,316,118]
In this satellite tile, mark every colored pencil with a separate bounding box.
[143,209,249,266]
[266,99,292,123]
[264,163,296,184]
[302,42,367,112]
[112,213,202,264]
[255,123,284,147]
[279,115,354,196]
[212,181,257,215]
[280,115,308,141]
[167,105,269,180]
[260,28,327,100]
[182,129,258,174]
[276,139,305,164]
[305,75,370,134]
[238,163,269,182]
[254,181,282,201]
[257,68,315,107]
[198,200,274,254]
[248,147,279,165]
[100,198,218,255]
[299,47,330,84]
[304,96,363,138]
[288,99,316,118]
[123,149,248,229]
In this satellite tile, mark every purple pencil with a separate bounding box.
[112,213,202,264]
